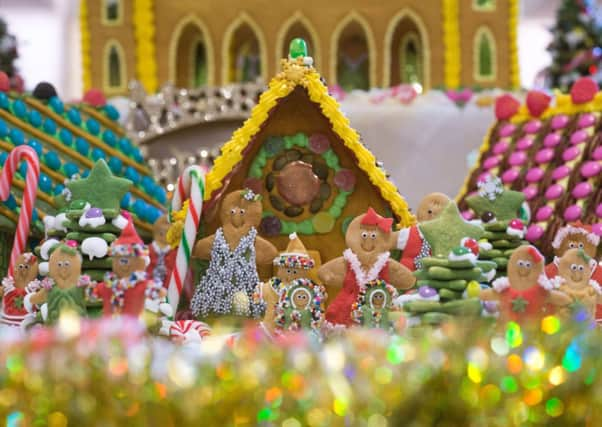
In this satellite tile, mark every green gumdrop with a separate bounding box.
[334,193,347,208]
[283,135,295,149]
[323,150,339,169]
[249,165,263,179]
[289,38,308,58]
[281,221,295,235]
[329,206,342,218]
[291,132,308,147]
[297,220,314,235]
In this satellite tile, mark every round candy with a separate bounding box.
[154,187,167,204]
[597,203,602,218]
[551,165,570,181]
[419,286,437,298]
[4,194,17,209]
[502,168,520,183]
[483,156,501,169]
[543,133,561,148]
[545,184,564,200]
[309,133,330,154]
[564,204,582,221]
[104,104,120,121]
[91,148,105,161]
[27,139,43,156]
[523,185,538,201]
[572,182,592,199]
[81,170,89,178]
[118,137,132,155]
[43,151,61,170]
[498,124,516,137]
[108,156,122,174]
[581,161,600,178]
[535,206,554,222]
[86,118,100,135]
[43,118,57,135]
[508,151,527,166]
[133,199,148,220]
[120,192,132,209]
[516,137,534,151]
[535,148,554,164]
[28,109,43,127]
[562,146,580,162]
[260,216,282,237]
[67,108,82,126]
[102,130,117,147]
[9,128,24,145]
[577,113,595,128]
[0,92,9,109]
[525,167,544,183]
[0,119,7,137]
[312,212,335,234]
[124,166,140,185]
[59,128,73,146]
[75,137,90,155]
[492,141,509,155]
[526,224,544,242]
[524,120,542,134]
[570,129,588,145]
[141,176,154,193]
[11,99,27,119]
[53,184,64,196]
[0,152,7,166]
[63,162,79,178]
[133,149,144,163]
[551,114,569,130]
[483,301,498,314]
[289,38,308,58]
[461,210,474,221]
[18,162,27,177]
[481,211,496,223]
[334,169,356,191]
[39,174,52,193]
[592,146,602,161]
[49,96,64,114]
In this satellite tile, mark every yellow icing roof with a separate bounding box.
[204,58,416,227]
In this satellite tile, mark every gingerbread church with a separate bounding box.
[80,0,519,94]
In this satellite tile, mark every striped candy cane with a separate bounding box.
[0,146,40,276]
[167,165,205,314]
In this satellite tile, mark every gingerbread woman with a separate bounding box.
[1,253,41,327]
[146,215,176,288]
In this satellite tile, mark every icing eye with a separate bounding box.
[24,265,29,270]
[361,231,368,239]
[293,270,297,275]
[119,258,129,265]
[524,261,532,268]
[57,261,63,267]
[578,242,584,249]
[370,232,377,239]
[64,261,70,267]
[578,265,585,272]
[570,264,578,271]
[569,242,577,249]
[286,269,291,274]
[427,209,433,215]
[517,260,525,267]
[230,208,236,215]
[240,209,245,215]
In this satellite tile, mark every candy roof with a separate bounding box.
[204,52,415,227]
[0,90,166,236]
[457,77,602,256]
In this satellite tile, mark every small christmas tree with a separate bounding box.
[547,0,602,91]
[0,18,21,90]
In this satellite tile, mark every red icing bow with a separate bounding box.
[527,246,543,263]
[361,208,393,233]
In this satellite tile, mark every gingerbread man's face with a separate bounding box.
[416,193,451,222]
[291,288,311,310]
[346,215,393,256]
[370,290,386,309]
[49,249,82,289]
[557,249,594,289]
[276,265,307,284]
[508,246,544,291]
[556,234,597,259]
[219,191,263,230]
[112,255,146,279]
[14,254,38,289]
[152,216,170,247]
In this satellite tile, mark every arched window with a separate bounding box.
[230,23,261,82]
[473,0,496,11]
[474,27,496,82]
[108,46,121,87]
[103,0,122,25]
[335,21,370,91]
[400,32,422,85]
[192,40,207,87]
[104,41,126,92]
[169,17,214,87]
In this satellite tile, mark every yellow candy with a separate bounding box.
[312,212,335,234]
[466,281,481,298]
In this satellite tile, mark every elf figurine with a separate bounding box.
[26,241,90,325]
[0,253,41,327]
[146,215,176,288]
[351,279,398,330]
[319,207,416,326]
[480,245,570,326]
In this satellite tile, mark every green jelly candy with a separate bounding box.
[476,260,497,272]
[313,212,334,234]
[480,249,503,258]
[427,266,482,281]
[297,219,314,235]
[416,279,467,291]
[492,257,508,268]
[329,206,342,218]
[485,221,509,232]
[82,258,113,269]
[413,270,431,281]
[439,288,463,301]
[289,38,308,58]
[439,298,482,316]
[421,312,453,325]
[421,256,475,269]
[492,240,520,249]
[403,300,443,314]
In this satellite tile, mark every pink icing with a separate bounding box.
[499,124,516,137]
[551,115,570,130]
[526,224,544,242]
[483,156,501,170]
[545,184,564,200]
[502,168,520,183]
[535,206,554,222]
[597,203,602,218]
[543,133,561,148]
[461,210,475,221]
[580,161,601,178]
[525,167,544,183]
[570,129,588,145]
[577,113,595,128]
[523,185,539,200]
[516,137,534,151]
[524,120,542,134]
[592,146,602,161]
[508,151,527,166]
[552,165,571,181]
[572,182,592,199]
[593,223,602,236]
[492,141,509,155]
[535,148,554,164]
[562,146,580,162]
[564,204,582,221]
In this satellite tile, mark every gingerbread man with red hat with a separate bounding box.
[0,253,41,327]
[318,207,415,326]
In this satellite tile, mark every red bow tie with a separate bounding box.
[360,208,393,233]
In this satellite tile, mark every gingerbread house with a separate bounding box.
[457,79,602,258]
[200,42,415,263]
[81,0,519,95]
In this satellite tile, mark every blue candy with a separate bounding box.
[27,139,43,156]
[133,199,147,219]
[102,130,117,147]
[108,156,122,173]
[118,137,132,154]
[43,151,61,170]
[0,119,8,137]
[67,108,82,126]
[4,194,17,209]
[91,147,104,161]
[86,118,100,135]
[63,162,79,178]
[49,96,64,114]
[133,149,144,162]
[0,92,9,110]
[82,169,90,178]
[141,176,154,193]
[9,128,24,145]
[11,99,27,119]
[0,152,8,165]
[28,109,43,127]
[53,184,65,196]
[75,137,89,156]
[154,186,167,204]
[121,192,132,209]
[124,166,139,184]
[43,118,57,135]
[39,173,52,193]
[104,104,120,121]
[59,128,73,146]
[19,161,27,177]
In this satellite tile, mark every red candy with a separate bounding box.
[462,238,480,256]
[334,169,356,191]
[570,77,599,104]
[495,94,521,120]
[526,91,551,117]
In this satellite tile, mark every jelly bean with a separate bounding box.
[577,113,595,128]
[526,224,544,242]
[483,156,500,169]
[572,182,592,199]
[545,184,564,200]
[523,185,538,201]
[516,137,533,151]
[9,128,24,145]
[75,137,90,156]
[27,139,43,156]
[39,174,52,193]
[28,109,43,127]
[562,146,580,162]
[543,133,561,148]
[570,129,588,145]
[551,114,569,130]
[535,148,554,164]
[86,118,100,135]
[91,147,105,161]
[43,151,61,170]
[535,206,553,222]
[552,165,570,181]
[492,141,509,155]
[580,161,600,178]
[11,99,27,119]
[524,120,542,134]
[502,168,520,183]
[59,128,73,146]
[525,168,544,183]
[67,108,82,126]
[49,96,64,114]
[564,205,582,221]
[43,118,56,135]
[498,124,516,137]
[508,151,527,167]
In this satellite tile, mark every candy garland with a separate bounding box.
[166,165,205,314]
[0,146,40,275]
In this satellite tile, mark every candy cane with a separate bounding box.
[0,146,40,276]
[167,165,205,313]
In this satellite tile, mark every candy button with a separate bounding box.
[543,133,561,148]
[562,146,580,162]
[535,148,554,164]
[581,161,601,178]
[551,114,570,130]
[564,204,582,221]
[502,168,520,183]
[526,224,544,242]
[577,113,595,128]
[524,120,542,134]
[552,165,570,181]
[492,141,509,155]
[570,129,588,145]
[312,212,335,233]
[572,182,592,199]
[592,146,602,161]
[597,203,602,218]
[483,156,500,169]
[498,124,516,137]
[523,185,538,200]
[509,151,527,166]
[535,206,554,222]
[516,137,534,151]
[545,184,564,200]
[525,167,544,183]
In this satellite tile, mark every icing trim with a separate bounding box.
[590,280,602,295]
[552,225,600,249]
[343,249,390,287]
[538,273,556,290]
[397,228,410,250]
[492,277,509,292]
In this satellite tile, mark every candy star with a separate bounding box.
[419,202,484,257]
[511,296,528,313]
[67,160,131,211]
[466,182,525,222]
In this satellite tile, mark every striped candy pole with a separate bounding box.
[0,146,40,276]
[167,165,205,314]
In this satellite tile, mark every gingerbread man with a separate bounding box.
[146,215,176,288]
[1,253,41,327]
[319,207,415,326]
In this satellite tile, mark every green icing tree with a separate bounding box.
[0,18,18,78]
